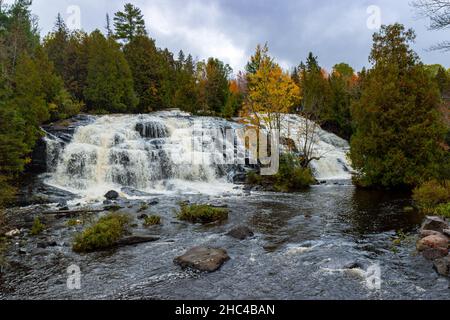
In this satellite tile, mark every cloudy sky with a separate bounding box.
[24,0,450,73]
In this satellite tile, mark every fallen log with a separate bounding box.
[43,209,104,218]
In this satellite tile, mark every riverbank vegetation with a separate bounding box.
[413,180,450,217]
[0,0,449,205]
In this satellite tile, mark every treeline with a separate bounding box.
[0,1,449,205]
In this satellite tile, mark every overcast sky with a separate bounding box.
[23,0,450,73]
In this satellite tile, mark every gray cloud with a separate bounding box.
[28,0,450,73]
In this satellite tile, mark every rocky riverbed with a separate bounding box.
[0,185,449,300]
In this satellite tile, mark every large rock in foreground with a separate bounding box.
[417,234,449,260]
[433,256,450,277]
[174,247,230,272]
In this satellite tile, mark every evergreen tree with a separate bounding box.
[84,30,138,113]
[123,35,163,112]
[350,24,446,188]
[113,3,147,43]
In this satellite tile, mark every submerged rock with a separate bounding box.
[104,190,119,200]
[433,256,450,277]
[115,235,160,246]
[174,247,230,272]
[227,226,254,240]
[421,216,449,233]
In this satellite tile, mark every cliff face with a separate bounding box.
[27,115,95,174]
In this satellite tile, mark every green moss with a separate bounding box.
[177,204,229,224]
[143,215,161,226]
[30,217,45,236]
[72,213,131,253]
[435,202,450,218]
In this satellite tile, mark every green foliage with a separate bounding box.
[273,154,316,192]
[72,213,131,253]
[196,58,232,115]
[113,3,147,43]
[246,153,315,192]
[143,215,161,226]
[30,217,45,236]
[123,36,163,112]
[84,30,138,113]
[435,202,450,218]
[138,203,149,212]
[413,180,450,213]
[67,218,81,227]
[177,204,229,224]
[350,24,446,188]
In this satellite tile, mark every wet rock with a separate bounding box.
[443,229,450,237]
[148,200,159,206]
[5,229,20,238]
[420,230,443,239]
[138,214,148,220]
[121,187,152,197]
[104,190,119,200]
[421,216,449,233]
[103,200,112,205]
[417,234,449,252]
[115,235,160,247]
[344,262,364,270]
[36,240,57,249]
[59,206,70,211]
[104,204,123,212]
[433,256,450,277]
[174,247,230,272]
[227,226,254,240]
[18,248,27,255]
[422,248,449,260]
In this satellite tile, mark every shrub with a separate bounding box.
[138,203,149,212]
[72,213,131,253]
[435,203,450,218]
[413,180,450,214]
[177,204,229,224]
[246,153,316,192]
[67,219,82,227]
[143,215,161,226]
[30,217,45,236]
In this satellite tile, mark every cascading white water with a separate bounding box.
[45,111,248,199]
[44,111,354,200]
[282,114,354,181]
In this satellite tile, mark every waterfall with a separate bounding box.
[45,111,248,198]
[44,111,353,199]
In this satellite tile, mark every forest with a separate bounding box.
[0,0,449,214]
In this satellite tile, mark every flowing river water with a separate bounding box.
[0,111,448,300]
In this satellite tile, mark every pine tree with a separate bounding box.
[84,30,138,113]
[123,35,162,112]
[350,24,446,188]
[113,3,147,43]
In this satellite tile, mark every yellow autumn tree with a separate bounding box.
[246,56,301,133]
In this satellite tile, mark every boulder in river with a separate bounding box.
[174,247,230,272]
[419,229,444,239]
[227,226,254,240]
[104,190,119,200]
[433,256,450,277]
[417,234,449,260]
[420,216,449,233]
